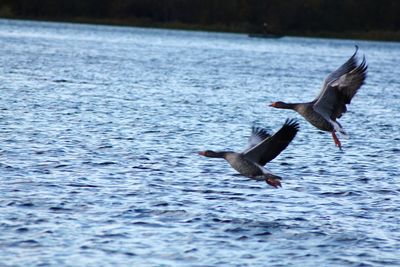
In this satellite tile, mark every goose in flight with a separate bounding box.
[198,119,299,188]
[269,46,367,149]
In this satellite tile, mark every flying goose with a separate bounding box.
[269,46,367,149]
[199,119,299,188]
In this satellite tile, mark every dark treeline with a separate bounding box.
[1,0,400,39]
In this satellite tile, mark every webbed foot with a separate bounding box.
[266,177,282,188]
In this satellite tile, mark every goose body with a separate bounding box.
[270,46,368,149]
[224,152,269,180]
[199,119,299,188]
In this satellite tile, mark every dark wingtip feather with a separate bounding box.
[353,54,368,84]
[283,118,300,132]
[349,45,359,60]
[251,126,271,140]
[360,55,368,73]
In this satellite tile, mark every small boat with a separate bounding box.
[248,33,283,39]
[248,23,283,38]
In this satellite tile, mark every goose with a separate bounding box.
[269,46,367,149]
[198,119,299,188]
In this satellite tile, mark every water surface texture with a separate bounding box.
[0,19,400,266]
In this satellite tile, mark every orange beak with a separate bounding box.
[198,151,206,156]
[269,102,276,107]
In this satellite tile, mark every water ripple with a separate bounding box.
[0,19,399,267]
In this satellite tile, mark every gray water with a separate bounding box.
[0,19,399,267]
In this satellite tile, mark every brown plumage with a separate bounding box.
[269,46,368,149]
[198,119,299,188]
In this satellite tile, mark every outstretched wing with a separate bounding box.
[313,45,360,103]
[242,119,299,166]
[313,47,367,120]
[245,126,271,150]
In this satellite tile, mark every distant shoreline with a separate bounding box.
[2,16,400,42]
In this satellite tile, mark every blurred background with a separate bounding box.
[0,0,399,41]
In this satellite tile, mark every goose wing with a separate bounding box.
[243,119,299,166]
[313,46,360,103]
[245,126,271,150]
[313,51,367,121]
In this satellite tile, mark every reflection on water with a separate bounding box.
[0,19,399,266]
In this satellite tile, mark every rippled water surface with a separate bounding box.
[1,19,400,266]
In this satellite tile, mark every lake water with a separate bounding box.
[0,19,399,266]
